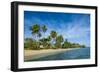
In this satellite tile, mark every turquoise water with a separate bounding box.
[28,48,90,61]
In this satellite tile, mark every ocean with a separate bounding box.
[28,48,90,61]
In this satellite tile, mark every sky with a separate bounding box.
[24,11,90,47]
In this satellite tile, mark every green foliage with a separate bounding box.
[39,38,51,49]
[42,25,47,33]
[80,45,86,48]
[30,24,40,35]
[56,35,63,42]
[24,38,34,50]
[55,35,64,48]
[55,42,61,48]
[25,24,86,50]
[47,36,51,41]
[62,41,86,49]
[62,41,70,48]
[24,38,40,50]
[50,31,57,38]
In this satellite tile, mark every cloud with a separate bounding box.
[62,24,90,39]
[24,11,90,46]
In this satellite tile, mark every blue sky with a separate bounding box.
[24,11,90,47]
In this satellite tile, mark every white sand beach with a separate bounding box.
[24,48,80,61]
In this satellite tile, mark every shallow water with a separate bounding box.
[28,48,90,61]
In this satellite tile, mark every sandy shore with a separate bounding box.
[24,48,79,61]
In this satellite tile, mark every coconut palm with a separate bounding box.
[38,32,42,39]
[46,36,51,48]
[56,35,64,48]
[47,35,51,42]
[40,25,47,48]
[50,31,57,48]
[30,24,41,49]
[50,31,57,38]
[30,24,40,41]
[42,25,47,37]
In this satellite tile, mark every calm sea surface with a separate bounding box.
[28,48,90,61]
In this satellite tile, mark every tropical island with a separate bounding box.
[24,24,86,61]
[24,24,86,50]
[24,11,90,61]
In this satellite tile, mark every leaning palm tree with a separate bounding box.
[30,24,41,49]
[41,25,47,48]
[50,31,57,48]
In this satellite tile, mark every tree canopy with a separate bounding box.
[25,24,86,50]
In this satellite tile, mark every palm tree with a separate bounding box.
[56,35,63,43]
[46,36,52,48]
[30,24,41,49]
[37,32,42,48]
[50,31,57,38]
[50,31,57,48]
[38,32,42,39]
[30,24,40,41]
[42,25,47,38]
[47,36,51,42]
[56,35,64,48]
[41,25,47,48]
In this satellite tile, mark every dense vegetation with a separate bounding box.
[24,24,86,50]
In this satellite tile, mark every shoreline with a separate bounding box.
[24,48,81,61]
